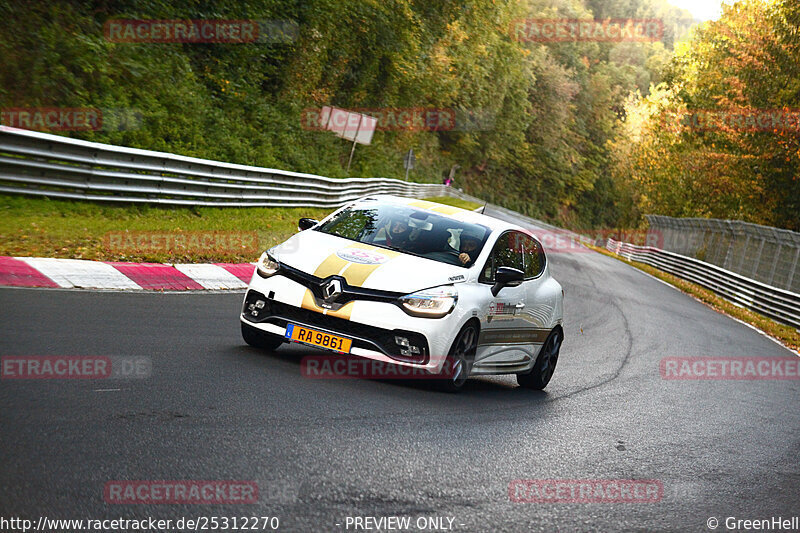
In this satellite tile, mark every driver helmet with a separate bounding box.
[386,216,411,243]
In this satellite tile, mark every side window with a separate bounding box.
[479,232,525,283]
[522,234,545,278]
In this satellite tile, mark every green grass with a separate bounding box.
[0,194,334,263]
[587,243,800,353]
[0,194,479,263]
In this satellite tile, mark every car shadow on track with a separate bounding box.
[231,343,550,401]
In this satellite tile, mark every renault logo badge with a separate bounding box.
[322,279,342,301]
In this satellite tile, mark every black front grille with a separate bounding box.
[242,290,429,364]
[278,263,405,306]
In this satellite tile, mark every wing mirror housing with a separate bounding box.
[298,218,319,231]
[491,266,524,296]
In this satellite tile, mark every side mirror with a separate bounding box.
[298,218,319,231]
[491,266,524,296]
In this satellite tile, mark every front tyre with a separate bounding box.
[438,323,478,392]
[517,329,562,390]
[241,322,284,351]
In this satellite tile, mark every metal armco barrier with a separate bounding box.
[646,214,800,294]
[4,126,797,329]
[0,126,449,207]
[607,238,800,329]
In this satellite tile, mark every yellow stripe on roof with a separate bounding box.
[408,199,462,216]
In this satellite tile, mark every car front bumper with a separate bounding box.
[242,273,462,373]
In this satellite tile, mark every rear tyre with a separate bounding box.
[517,329,562,390]
[241,322,284,351]
[438,323,478,392]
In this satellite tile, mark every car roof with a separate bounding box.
[353,195,520,234]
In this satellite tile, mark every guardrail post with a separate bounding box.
[751,239,764,279]
[722,220,735,270]
[768,243,782,286]
[737,233,750,273]
[711,222,725,265]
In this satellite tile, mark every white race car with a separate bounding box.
[241,195,564,391]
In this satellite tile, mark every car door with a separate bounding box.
[474,231,533,371]
[520,233,553,353]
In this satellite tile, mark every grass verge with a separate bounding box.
[0,194,478,263]
[587,243,799,352]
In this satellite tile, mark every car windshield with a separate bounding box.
[315,202,490,267]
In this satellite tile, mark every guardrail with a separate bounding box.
[0,126,449,207]
[606,238,800,329]
[646,214,800,294]
[5,126,796,328]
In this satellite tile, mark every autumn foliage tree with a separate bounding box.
[4,0,793,230]
[611,0,800,230]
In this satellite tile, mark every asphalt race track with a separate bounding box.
[1,206,798,532]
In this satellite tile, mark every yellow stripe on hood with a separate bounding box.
[301,288,355,320]
[312,254,350,280]
[313,242,400,288]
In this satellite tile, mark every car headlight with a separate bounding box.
[256,252,280,278]
[399,285,458,318]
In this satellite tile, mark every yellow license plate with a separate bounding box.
[285,323,352,353]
